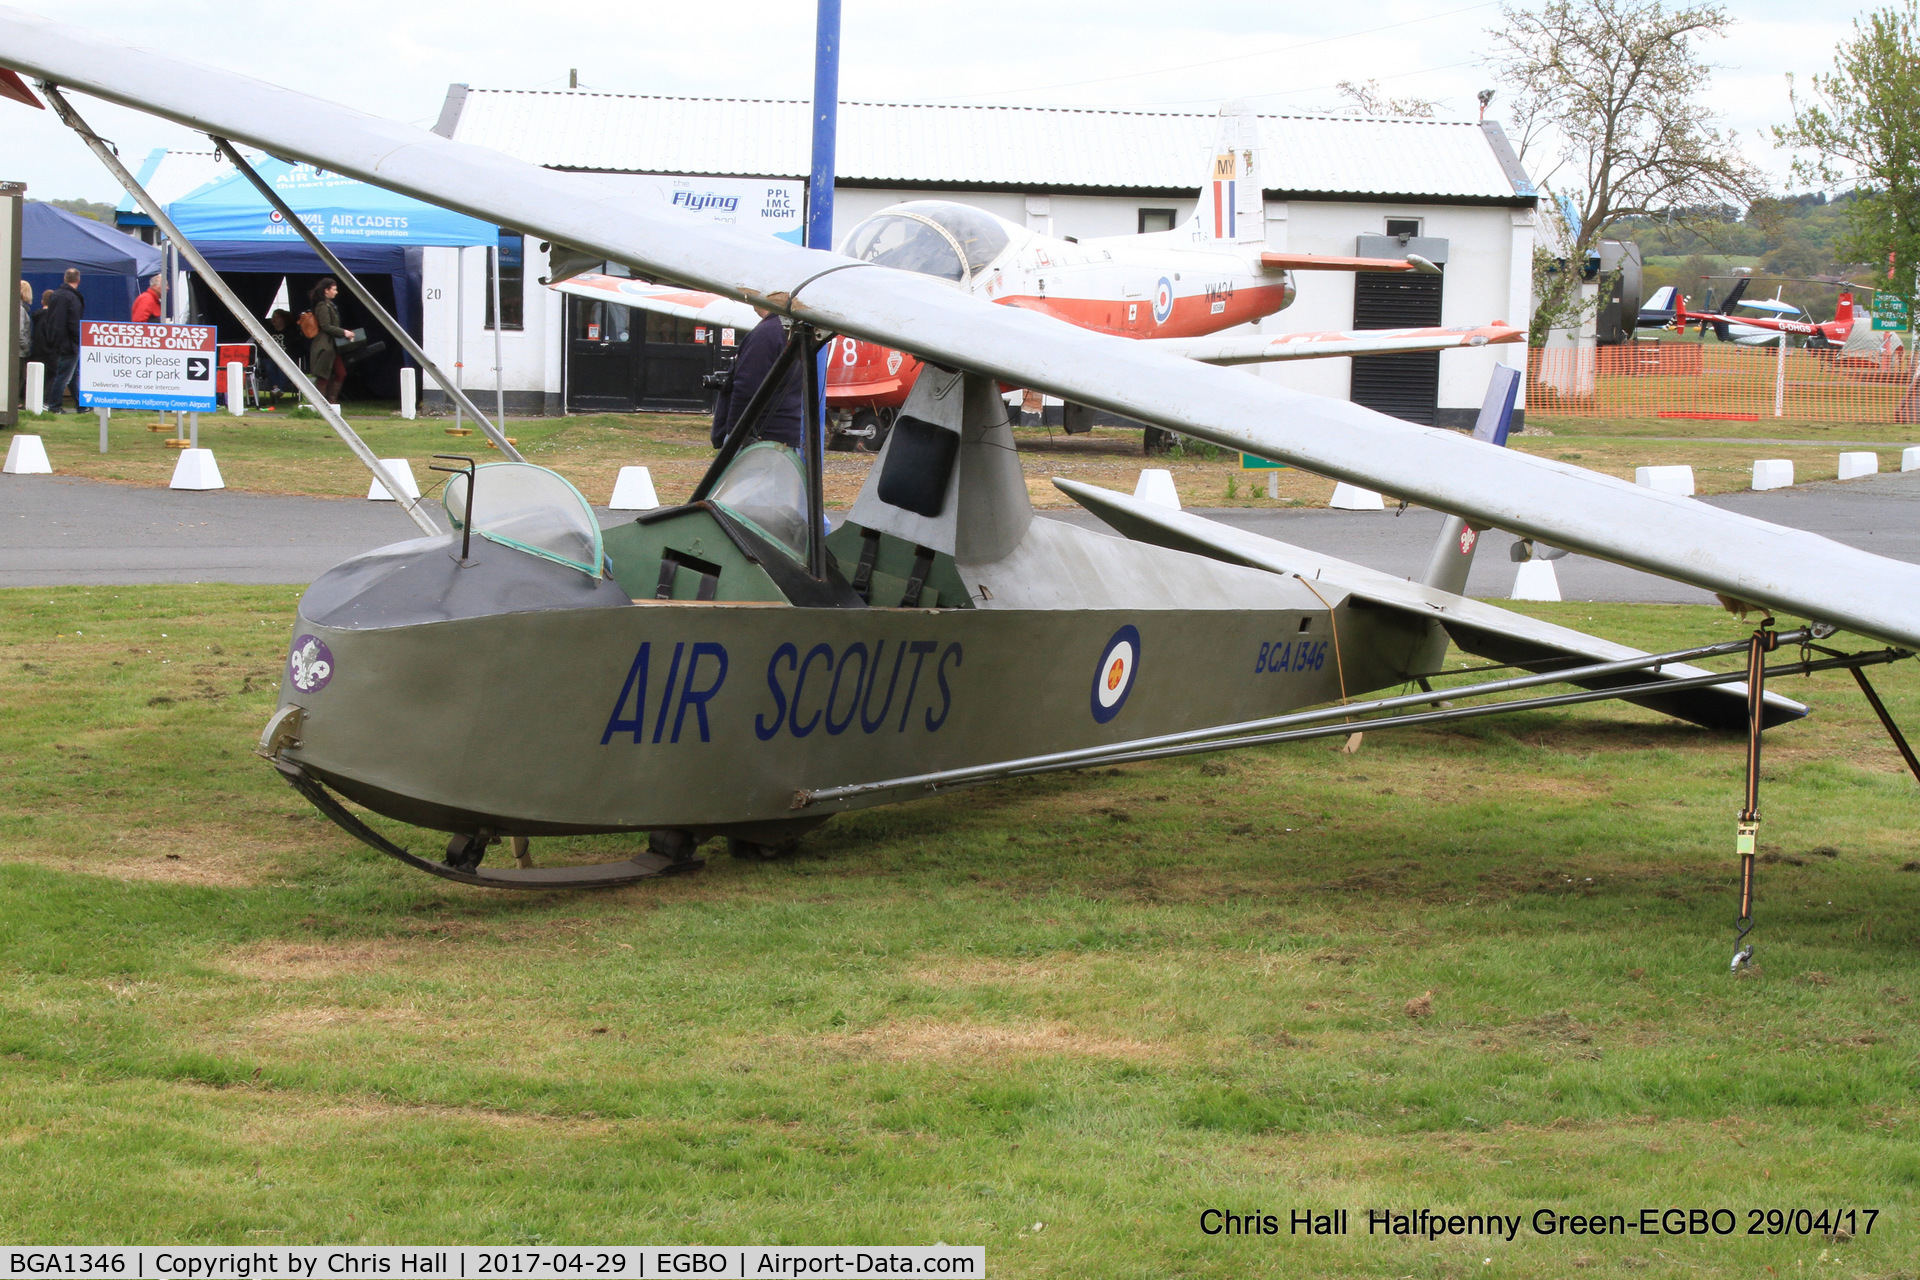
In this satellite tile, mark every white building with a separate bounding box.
[429,89,1538,427]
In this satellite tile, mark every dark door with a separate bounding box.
[567,295,638,412]
[1351,235,1447,426]
[638,313,722,411]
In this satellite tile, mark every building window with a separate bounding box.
[1385,218,1422,239]
[485,229,524,330]
[1138,208,1178,234]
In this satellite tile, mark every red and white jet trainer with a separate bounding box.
[550,104,1523,447]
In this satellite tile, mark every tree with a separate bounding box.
[1775,0,1920,309]
[51,197,114,223]
[1488,0,1764,341]
[1334,80,1437,119]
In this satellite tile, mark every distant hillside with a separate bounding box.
[1616,194,1876,323]
[50,198,115,223]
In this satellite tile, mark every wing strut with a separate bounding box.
[40,83,441,536]
[209,136,523,464]
[793,631,1910,809]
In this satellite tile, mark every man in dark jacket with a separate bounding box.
[45,268,84,413]
[710,309,804,449]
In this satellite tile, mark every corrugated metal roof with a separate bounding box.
[451,92,1529,202]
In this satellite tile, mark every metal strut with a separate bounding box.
[42,83,441,537]
[1732,621,1779,973]
[209,136,524,463]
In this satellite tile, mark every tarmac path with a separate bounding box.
[4,469,1917,603]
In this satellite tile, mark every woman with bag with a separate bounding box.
[307,277,350,403]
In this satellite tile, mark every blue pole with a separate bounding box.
[807,0,840,492]
[807,0,839,254]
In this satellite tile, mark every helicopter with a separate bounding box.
[5,11,1918,903]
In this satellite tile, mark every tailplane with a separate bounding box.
[1421,364,1522,596]
[1185,101,1266,246]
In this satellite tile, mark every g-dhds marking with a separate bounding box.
[1091,625,1140,723]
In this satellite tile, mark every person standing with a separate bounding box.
[308,277,349,403]
[710,308,803,448]
[130,273,164,323]
[45,267,84,413]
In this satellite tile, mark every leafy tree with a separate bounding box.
[1334,80,1438,119]
[1775,0,1920,310]
[1489,0,1764,341]
[50,197,114,223]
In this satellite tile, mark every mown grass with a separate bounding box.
[16,401,1915,511]
[3,588,1917,1272]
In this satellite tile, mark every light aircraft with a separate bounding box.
[5,13,1917,975]
[549,106,1524,451]
[1679,290,1858,351]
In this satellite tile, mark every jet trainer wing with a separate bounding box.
[547,274,761,331]
[1146,323,1524,366]
[9,8,1920,650]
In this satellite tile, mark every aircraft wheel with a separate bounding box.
[728,836,796,861]
[1143,426,1174,455]
[444,831,490,872]
[649,828,704,864]
[856,409,891,453]
[827,427,860,452]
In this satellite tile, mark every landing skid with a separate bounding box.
[275,761,699,889]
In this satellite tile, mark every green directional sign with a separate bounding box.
[1240,453,1288,470]
[1871,291,1910,332]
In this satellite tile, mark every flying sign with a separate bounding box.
[1871,291,1909,332]
[77,321,217,411]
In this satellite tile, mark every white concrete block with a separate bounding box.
[399,367,417,420]
[3,434,52,474]
[23,361,44,415]
[609,465,660,511]
[1838,451,1879,480]
[1328,482,1386,510]
[1132,468,1180,510]
[367,458,419,501]
[1512,558,1562,602]
[1903,446,1920,473]
[226,362,245,416]
[1751,459,1794,491]
[168,448,224,491]
[1635,464,1695,496]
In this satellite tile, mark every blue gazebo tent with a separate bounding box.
[163,157,496,249]
[21,200,162,322]
[156,155,499,393]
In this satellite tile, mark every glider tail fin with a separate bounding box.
[1420,365,1522,597]
[1187,101,1266,245]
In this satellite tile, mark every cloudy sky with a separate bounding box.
[4,0,1886,206]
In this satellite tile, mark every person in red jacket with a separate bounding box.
[130,274,164,323]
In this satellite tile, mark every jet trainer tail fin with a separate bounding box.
[1186,101,1266,246]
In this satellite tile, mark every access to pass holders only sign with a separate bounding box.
[0,1247,983,1278]
[78,322,218,412]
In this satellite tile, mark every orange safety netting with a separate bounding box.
[1526,340,1920,422]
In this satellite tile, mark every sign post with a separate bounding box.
[1241,451,1288,499]
[0,180,21,428]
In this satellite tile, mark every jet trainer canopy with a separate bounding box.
[843,202,1012,283]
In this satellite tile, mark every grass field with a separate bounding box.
[2,586,1917,1274]
[14,401,1920,510]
